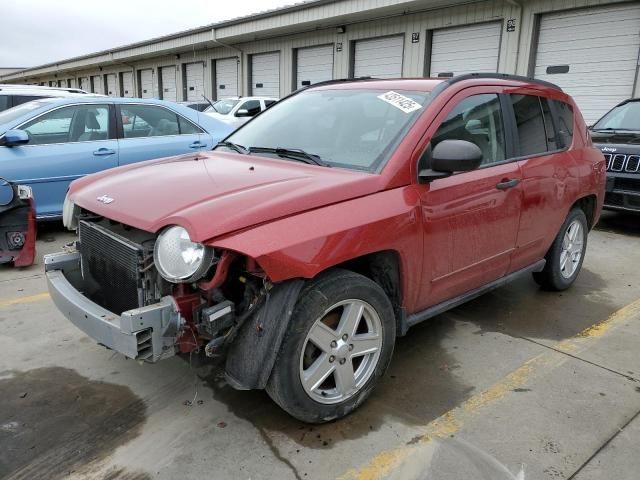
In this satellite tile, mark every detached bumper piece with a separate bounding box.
[45,251,181,362]
[0,181,36,267]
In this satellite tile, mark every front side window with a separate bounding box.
[431,93,506,165]
[121,105,180,138]
[593,101,640,131]
[224,88,431,171]
[511,95,548,157]
[21,104,109,145]
[237,100,261,116]
[0,96,9,111]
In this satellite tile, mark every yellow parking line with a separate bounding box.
[0,292,50,308]
[337,297,640,480]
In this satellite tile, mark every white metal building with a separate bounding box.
[2,0,639,123]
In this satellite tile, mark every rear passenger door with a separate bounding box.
[508,94,577,272]
[116,104,207,166]
[417,90,524,308]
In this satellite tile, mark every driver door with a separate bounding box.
[1,103,117,218]
[417,90,523,308]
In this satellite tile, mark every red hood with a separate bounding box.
[69,151,384,242]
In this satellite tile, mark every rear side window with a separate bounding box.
[510,95,547,157]
[0,96,9,112]
[551,100,574,148]
[11,95,48,108]
[178,116,203,134]
[121,105,179,138]
[264,100,277,108]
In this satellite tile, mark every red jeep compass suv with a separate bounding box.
[46,74,605,422]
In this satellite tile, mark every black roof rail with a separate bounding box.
[294,77,380,92]
[431,72,563,97]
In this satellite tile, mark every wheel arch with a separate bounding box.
[571,194,598,230]
[332,250,406,336]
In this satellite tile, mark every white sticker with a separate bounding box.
[377,91,422,113]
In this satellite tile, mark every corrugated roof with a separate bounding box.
[5,0,340,76]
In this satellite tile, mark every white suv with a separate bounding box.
[0,85,91,113]
[204,96,277,128]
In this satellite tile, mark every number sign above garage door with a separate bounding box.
[533,3,640,124]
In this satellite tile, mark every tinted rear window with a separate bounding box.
[511,94,548,157]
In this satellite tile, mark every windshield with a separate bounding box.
[223,88,431,172]
[207,99,240,115]
[0,99,56,127]
[593,101,640,131]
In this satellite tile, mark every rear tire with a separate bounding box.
[533,208,588,291]
[266,269,395,423]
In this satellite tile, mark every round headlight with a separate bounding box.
[154,226,214,283]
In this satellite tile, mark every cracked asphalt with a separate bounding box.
[0,210,639,480]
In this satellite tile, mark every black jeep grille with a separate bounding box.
[79,220,144,315]
[603,153,640,173]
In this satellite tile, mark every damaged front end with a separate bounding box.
[45,211,303,389]
[0,178,36,268]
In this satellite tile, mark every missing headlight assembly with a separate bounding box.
[0,178,36,267]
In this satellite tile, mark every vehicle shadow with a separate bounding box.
[450,268,614,341]
[595,210,640,237]
[195,316,474,448]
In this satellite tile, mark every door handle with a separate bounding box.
[189,141,206,149]
[496,178,520,190]
[93,148,116,156]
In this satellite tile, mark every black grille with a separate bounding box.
[79,221,144,314]
[603,153,640,173]
[615,177,640,193]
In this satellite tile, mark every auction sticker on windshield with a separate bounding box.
[377,91,423,113]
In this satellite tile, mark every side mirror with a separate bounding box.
[1,129,30,147]
[419,139,483,182]
[0,178,15,206]
[235,109,251,117]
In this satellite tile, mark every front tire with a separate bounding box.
[533,208,588,291]
[266,269,396,423]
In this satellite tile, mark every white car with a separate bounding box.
[0,85,92,113]
[204,96,277,128]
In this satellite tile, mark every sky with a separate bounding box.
[0,0,295,68]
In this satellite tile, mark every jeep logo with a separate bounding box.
[601,147,617,153]
[96,195,114,204]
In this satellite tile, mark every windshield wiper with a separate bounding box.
[216,141,249,154]
[248,146,330,167]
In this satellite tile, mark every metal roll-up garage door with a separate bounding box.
[91,75,103,94]
[121,71,134,97]
[80,77,90,92]
[185,62,205,101]
[533,4,640,124]
[105,74,117,96]
[429,22,502,77]
[160,66,177,101]
[251,52,280,98]
[139,69,154,98]
[353,35,404,79]
[296,44,334,89]
[215,58,238,99]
